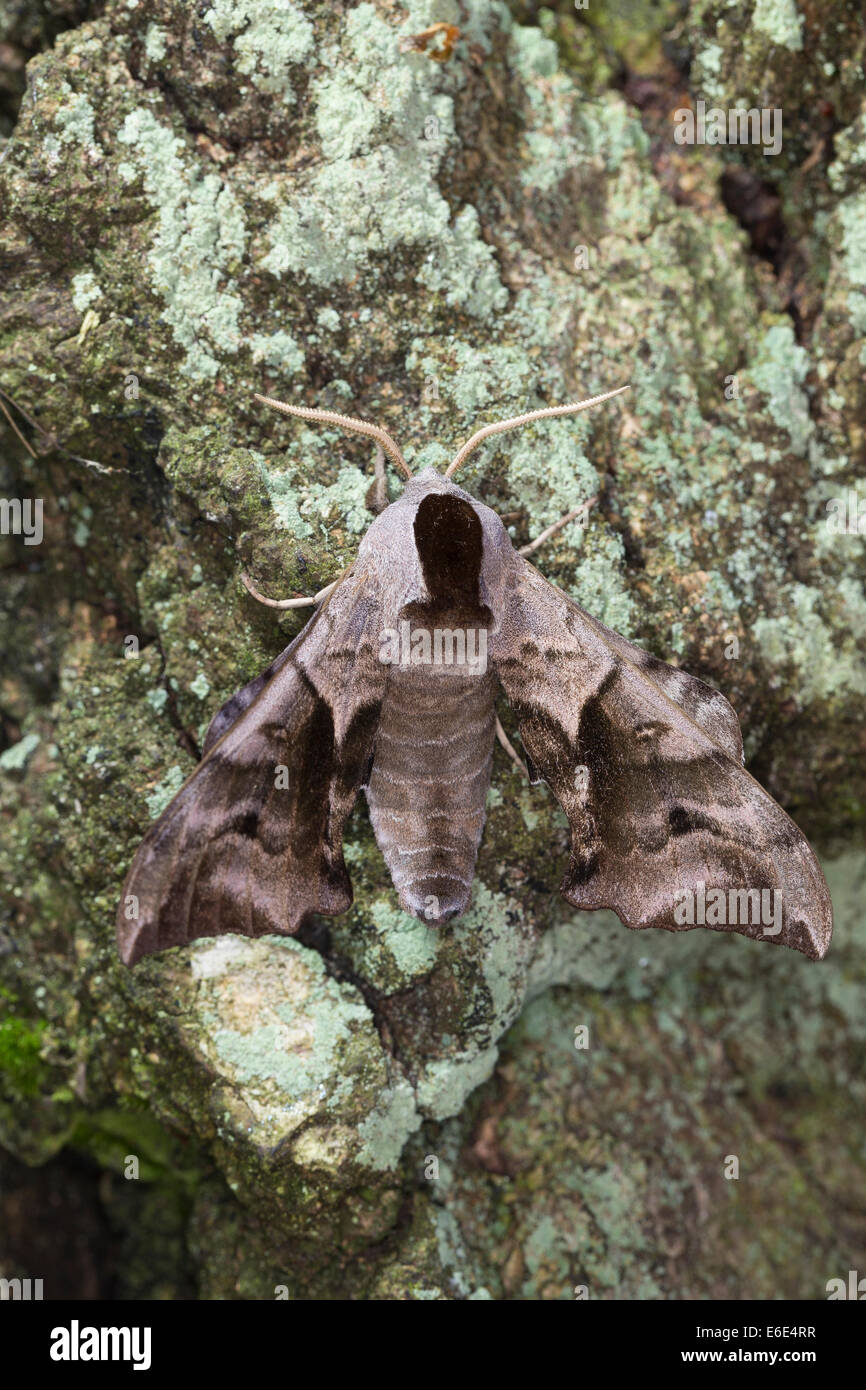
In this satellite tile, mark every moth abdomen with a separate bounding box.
[365,665,497,925]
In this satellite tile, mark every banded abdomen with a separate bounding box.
[364,663,497,923]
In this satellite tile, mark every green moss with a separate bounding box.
[69,1106,201,1187]
[576,0,682,76]
[0,1007,47,1096]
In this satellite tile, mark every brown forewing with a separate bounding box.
[115,564,388,965]
[491,559,832,960]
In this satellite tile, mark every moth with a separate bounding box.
[116,388,832,966]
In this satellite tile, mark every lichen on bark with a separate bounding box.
[0,0,863,1299]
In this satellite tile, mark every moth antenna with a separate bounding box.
[444,384,631,478]
[254,393,412,480]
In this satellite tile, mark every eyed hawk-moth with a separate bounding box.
[116,388,832,966]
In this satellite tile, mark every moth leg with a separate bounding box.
[495,715,530,780]
[240,572,339,609]
[0,392,37,457]
[518,496,597,557]
[0,384,116,474]
[366,442,389,515]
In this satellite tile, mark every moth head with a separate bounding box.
[252,388,630,612]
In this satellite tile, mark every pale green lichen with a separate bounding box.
[298,462,375,536]
[752,0,804,52]
[433,1205,492,1299]
[749,322,813,456]
[752,584,866,702]
[54,84,100,153]
[416,205,508,319]
[257,417,378,536]
[143,23,168,63]
[145,763,186,818]
[691,40,726,104]
[189,672,210,699]
[315,72,385,161]
[569,536,637,636]
[357,1078,422,1170]
[196,937,371,1104]
[504,420,599,533]
[254,451,314,539]
[512,23,650,194]
[369,901,439,979]
[836,192,866,347]
[508,23,558,82]
[259,146,452,288]
[256,2,505,321]
[70,270,103,313]
[248,330,305,374]
[416,1045,500,1121]
[0,732,40,771]
[403,882,538,1123]
[315,307,340,332]
[527,904,632,996]
[203,0,314,99]
[459,883,536,1039]
[214,1014,342,1101]
[117,107,247,379]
